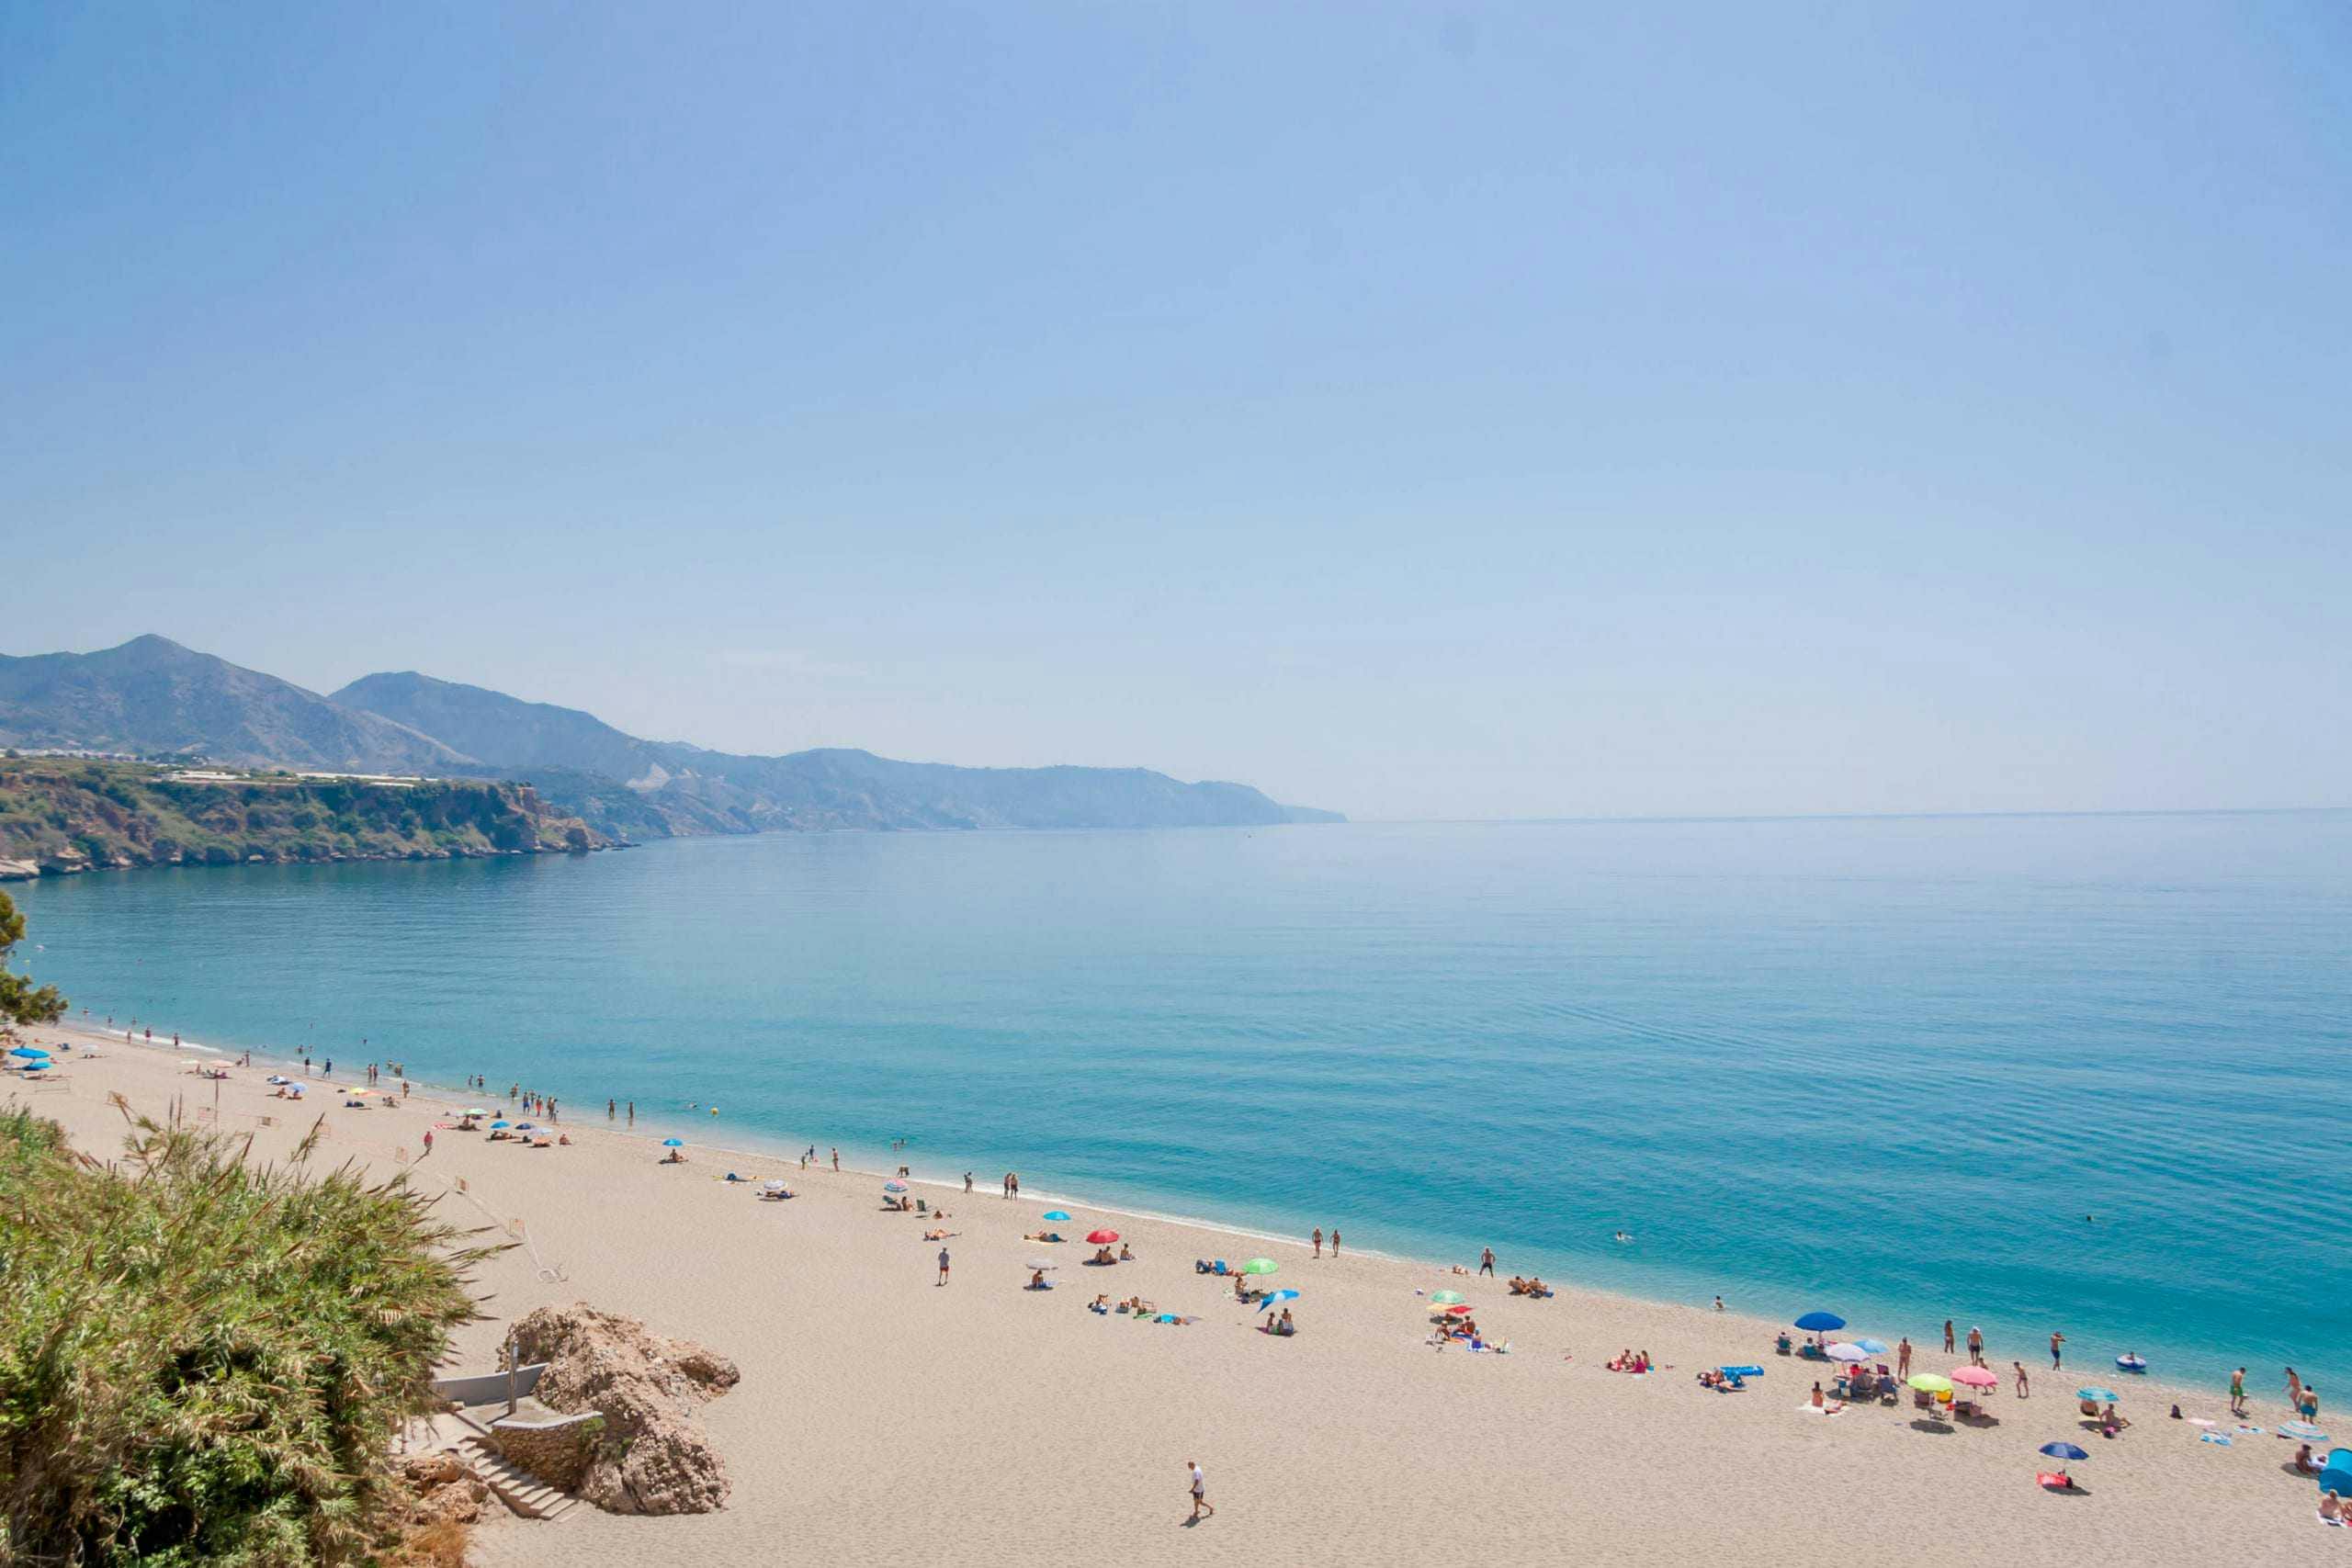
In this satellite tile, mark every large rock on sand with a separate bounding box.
[505,1304,738,1515]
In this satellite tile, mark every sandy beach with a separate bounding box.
[10,1022,2332,1565]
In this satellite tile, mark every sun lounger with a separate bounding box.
[2036,1472,2074,1491]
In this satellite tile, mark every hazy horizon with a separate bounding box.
[6,5,2346,820]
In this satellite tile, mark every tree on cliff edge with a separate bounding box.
[0,891,65,1043]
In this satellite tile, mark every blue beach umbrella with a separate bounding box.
[1257,1289,1301,1311]
[489,1121,512,1130]
[883,1181,908,1192]
[1851,1338,1890,1356]
[514,1122,535,1131]
[2039,1442,2089,1461]
[1042,1211,1071,1223]
[7,1046,50,1060]
[2075,1386,2120,1404]
[2320,1449,2352,1492]
[1793,1312,1845,1334]
[662,1137,684,1147]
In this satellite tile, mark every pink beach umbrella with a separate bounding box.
[1951,1365,1999,1389]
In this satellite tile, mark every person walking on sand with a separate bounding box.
[1329,1228,1340,1256]
[1187,1461,1214,1522]
[1312,1228,1323,1258]
[2013,1361,2029,1398]
[937,1247,951,1286]
[2230,1367,2247,1416]
[422,1128,434,1158]
[2049,1331,2064,1371]
[1479,1247,1496,1277]
[1967,1325,1984,1365]
[966,1171,974,1193]
[1942,1320,1955,1354]
[1897,1338,1913,1380]
[607,1099,615,1120]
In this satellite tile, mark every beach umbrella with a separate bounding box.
[463,1107,490,1117]
[2039,1442,2089,1461]
[1851,1338,1890,1356]
[514,1121,537,1131]
[2075,1386,2120,1404]
[761,1179,789,1193]
[1826,1343,1871,1364]
[1429,1290,1468,1307]
[1086,1229,1120,1246]
[1440,1304,1474,1317]
[1951,1365,2000,1389]
[662,1137,684,1147]
[490,1120,512,1130]
[7,1047,50,1060]
[883,1181,908,1192]
[1258,1289,1301,1311]
[1042,1211,1071,1222]
[1907,1373,1954,1395]
[1024,1259,1059,1271]
[1793,1312,1845,1333]
[1239,1258,1280,1278]
[2279,1421,2327,1441]
[2321,1450,2352,1493]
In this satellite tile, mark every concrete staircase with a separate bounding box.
[453,1434,581,1522]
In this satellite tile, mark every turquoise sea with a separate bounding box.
[12,813,2349,1389]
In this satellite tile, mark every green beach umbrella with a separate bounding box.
[1907,1373,1954,1394]
[1430,1291,1468,1307]
[1238,1258,1280,1277]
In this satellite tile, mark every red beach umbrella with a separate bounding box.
[1086,1229,1120,1246]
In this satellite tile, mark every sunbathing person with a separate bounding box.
[1508,1276,1528,1294]
[2101,1404,2130,1434]
[2295,1444,2322,1475]
[2323,1491,2343,1524]
[1118,1243,1134,1260]
[661,1149,686,1164]
[1274,1308,1296,1337]
[1092,1247,1115,1265]
[1030,1269,1050,1290]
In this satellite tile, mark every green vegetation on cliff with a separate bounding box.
[0,757,606,876]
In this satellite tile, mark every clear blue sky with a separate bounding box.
[4,3,2346,819]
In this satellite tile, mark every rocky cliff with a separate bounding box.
[0,758,606,878]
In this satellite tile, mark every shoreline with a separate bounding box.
[33,1021,2256,1420]
[11,1017,2328,1564]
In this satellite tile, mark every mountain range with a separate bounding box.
[0,637,1341,838]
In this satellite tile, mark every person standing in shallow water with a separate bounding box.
[1967,1325,1984,1365]
[1942,1320,1955,1354]
[1329,1228,1340,1257]
[1311,1228,1322,1258]
[1479,1247,1496,1276]
[2049,1331,2064,1371]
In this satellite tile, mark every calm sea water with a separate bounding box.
[12,814,2350,1388]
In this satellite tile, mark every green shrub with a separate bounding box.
[0,1105,502,1565]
